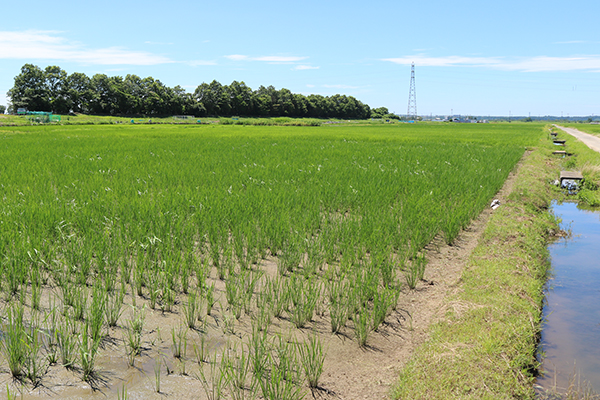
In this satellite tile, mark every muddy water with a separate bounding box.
[537,201,600,392]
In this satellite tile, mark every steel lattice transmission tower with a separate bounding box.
[407,63,417,120]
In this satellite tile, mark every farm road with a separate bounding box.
[555,125,600,153]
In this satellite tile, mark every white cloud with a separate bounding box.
[225,54,249,61]
[225,54,308,63]
[0,30,173,65]
[382,54,600,72]
[188,60,218,66]
[294,65,319,70]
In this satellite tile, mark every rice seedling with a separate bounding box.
[71,285,88,321]
[289,275,319,329]
[105,290,124,327]
[249,323,269,379]
[205,282,216,316]
[124,306,145,366]
[171,325,187,359]
[197,351,227,400]
[193,333,209,364]
[354,306,371,347]
[88,283,106,343]
[80,323,100,382]
[371,286,397,332]
[405,253,427,290]
[117,385,128,400]
[297,332,326,389]
[272,333,300,384]
[222,343,255,400]
[327,278,349,334]
[184,289,200,329]
[57,320,78,369]
[257,359,305,400]
[154,357,161,393]
[24,313,44,386]
[1,304,28,378]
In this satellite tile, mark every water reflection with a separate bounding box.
[538,201,600,393]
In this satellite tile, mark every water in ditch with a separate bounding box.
[537,201,600,394]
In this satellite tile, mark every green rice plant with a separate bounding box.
[297,332,326,389]
[226,344,254,399]
[277,239,302,276]
[241,270,261,315]
[193,333,209,364]
[30,267,42,311]
[181,251,194,294]
[184,290,200,329]
[404,254,426,290]
[124,306,145,365]
[80,323,100,382]
[289,275,319,329]
[205,282,216,316]
[154,357,161,393]
[171,325,187,359]
[42,306,60,365]
[249,323,269,379]
[354,306,370,348]
[71,285,88,321]
[195,257,207,290]
[272,333,299,384]
[121,258,132,285]
[88,283,106,343]
[327,278,349,334]
[147,267,160,310]
[371,286,397,332]
[222,310,236,335]
[24,313,44,386]
[117,385,128,400]
[225,273,243,319]
[257,357,305,400]
[1,304,28,378]
[133,264,144,298]
[252,294,272,332]
[105,290,124,327]
[264,276,289,319]
[197,351,227,400]
[57,319,78,368]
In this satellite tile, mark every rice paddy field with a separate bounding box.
[0,122,543,398]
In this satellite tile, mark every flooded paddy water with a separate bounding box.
[537,201,600,394]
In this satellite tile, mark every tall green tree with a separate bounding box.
[8,64,49,111]
[44,66,69,114]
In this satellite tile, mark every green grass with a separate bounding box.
[0,121,547,394]
[392,130,563,399]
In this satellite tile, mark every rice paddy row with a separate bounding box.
[0,122,543,398]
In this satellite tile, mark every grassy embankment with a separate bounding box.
[393,125,568,399]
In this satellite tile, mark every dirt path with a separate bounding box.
[555,125,600,153]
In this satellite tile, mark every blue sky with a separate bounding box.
[1,0,599,116]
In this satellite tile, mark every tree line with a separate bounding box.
[6,64,394,119]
